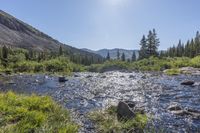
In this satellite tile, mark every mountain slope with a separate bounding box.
[0,10,103,61]
[82,48,139,59]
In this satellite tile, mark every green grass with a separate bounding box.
[88,106,148,133]
[0,91,78,133]
[164,68,181,75]
[87,56,200,73]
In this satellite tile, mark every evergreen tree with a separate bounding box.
[139,35,148,59]
[117,49,120,60]
[106,51,110,60]
[146,29,160,56]
[121,52,125,61]
[1,46,8,67]
[176,40,183,57]
[195,31,200,55]
[59,45,63,56]
[131,51,136,61]
[2,45,8,59]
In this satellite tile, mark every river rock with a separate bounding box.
[117,101,135,120]
[181,80,195,85]
[86,75,92,78]
[58,77,67,82]
[129,75,135,79]
[74,74,79,77]
[101,75,106,78]
[168,104,182,111]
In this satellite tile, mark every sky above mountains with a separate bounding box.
[1,0,200,50]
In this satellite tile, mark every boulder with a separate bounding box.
[167,104,182,111]
[74,74,79,77]
[58,77,67,82]
[181,80,195,85]
[86,75,93,78]
[101,75,106,78]
[117,101,135,120]
[129,75,135,79]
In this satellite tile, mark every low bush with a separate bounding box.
[164,68,181,75]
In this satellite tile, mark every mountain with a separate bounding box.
[82,48,139,60]
[0,10,103,61]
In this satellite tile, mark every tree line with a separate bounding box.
[162,31,200,58]
[0,45,103,68]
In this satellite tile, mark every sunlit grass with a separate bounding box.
[88,106,148,133]
[0,91,78,133]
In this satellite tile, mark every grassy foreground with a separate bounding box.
[88,106,148,133]
[0,92,78,133]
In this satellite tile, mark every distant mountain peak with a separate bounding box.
[82,48,139,59]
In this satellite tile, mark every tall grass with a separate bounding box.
[0,92,78,133]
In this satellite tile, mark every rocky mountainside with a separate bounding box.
[0,10,103,60]
[82,48,139,59]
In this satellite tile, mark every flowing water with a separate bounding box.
[0,71,200,133]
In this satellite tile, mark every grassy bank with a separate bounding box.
[87,56,200,74]
[0,92,78,133]
[88,106,148,133]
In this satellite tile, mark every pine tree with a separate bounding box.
[1,46,8,68]
[195,31,200,55]
[106,51,110,60]
[139,35,147,59]
[131,51,136,61]
[2,45,8,59]
[146,29,160,57]
[59,45,63,56]
[121,53,125,61]
[117,49,120,60]
[177,40,182,57]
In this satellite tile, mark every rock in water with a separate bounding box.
[117,101,135,120]
[58,77,67,82]
[181,80,195,85]
[168,104,182,111]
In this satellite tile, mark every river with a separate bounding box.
[0,71,200,133]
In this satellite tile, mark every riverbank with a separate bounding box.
[87,56,200,73]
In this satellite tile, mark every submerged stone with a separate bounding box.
[181,80,195,85]
[58,77,67,82]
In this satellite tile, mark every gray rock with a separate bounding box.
[168,104,182,111]
[74,74,79,77]
[86,75,93,78]
[129,75,135,79]
[101,76,106,78]
[181,80,195,85]
[117,101,135,120]
[58,77,67,82]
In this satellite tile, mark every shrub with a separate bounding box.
[44,57,73,73]
[191,56,200,68]
[164,68,181,75]
[34,63,44,72]
[13,61,35,72]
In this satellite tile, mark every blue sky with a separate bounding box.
[1,0,200,50]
